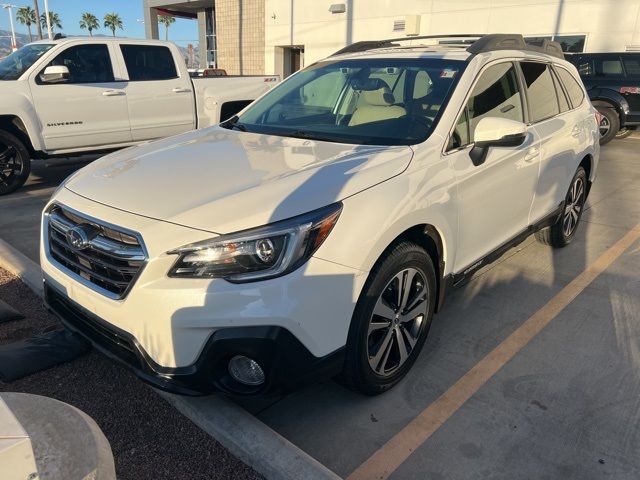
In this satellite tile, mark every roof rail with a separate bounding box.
[331,33,565,60]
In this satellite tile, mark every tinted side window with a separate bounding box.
[520,62,560,123]
[41,44,114,84]
[120,45,177,81]
[622,54,640,77]
[556,67,585,108]
[450,62,523,149]
[551,70,570,112]
[596,56,624,77]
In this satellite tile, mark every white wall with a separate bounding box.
[263,0,640,74]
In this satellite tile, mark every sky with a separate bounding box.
[0,0,200,46]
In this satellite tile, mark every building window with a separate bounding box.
[525,35,586,53]
[205,7,217,68]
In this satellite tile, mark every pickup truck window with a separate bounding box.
[232,58,465,146]
[120,45,178,81]
[38,44,114,84]
[0,44,54,80]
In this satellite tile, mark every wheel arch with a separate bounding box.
[0,115,36,157]
[366,223,448,313]
[579,154,594,198]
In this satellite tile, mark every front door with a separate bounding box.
[30,43,132,151]
[118,43,196,141]
[445,62,540,273]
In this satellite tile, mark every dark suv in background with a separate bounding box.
[566,53,640,144]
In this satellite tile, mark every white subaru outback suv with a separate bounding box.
[41,34,599,396]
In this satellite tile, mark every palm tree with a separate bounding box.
[16,7,36,42]
[103,13,123,37]
[79,12,99,36]
[40,11,62,34]
[33,1,42,40]
[158,15,175,41]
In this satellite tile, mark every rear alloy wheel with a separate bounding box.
[615,127,633,140]
[535,167,587,248]
[0,131,31,196]
[342,242,436,395]
[596,106,619,146]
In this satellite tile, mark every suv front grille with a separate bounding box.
[46,204,147,299]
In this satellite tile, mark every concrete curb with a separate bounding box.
[0,238,342,480]
[0,239,43,297]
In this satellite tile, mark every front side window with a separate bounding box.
[556,67,585,108]
[450,62,523,149]
[120,45,178,81]
[231,58,465,146]
[520,62,560,123]
[39,44,114,84]
[0,44,54,80]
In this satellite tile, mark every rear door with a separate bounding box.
[29,42,132,151]
[520,61,577,223]
[118,43,196,141]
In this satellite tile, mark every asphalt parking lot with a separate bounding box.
[0,138,639,479]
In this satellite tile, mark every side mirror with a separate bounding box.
[41,65,70,84]
[469,117,527,166]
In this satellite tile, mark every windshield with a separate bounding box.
[0,44,54,80]
[230,58,465,145]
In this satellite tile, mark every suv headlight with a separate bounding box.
[168,203,342,282]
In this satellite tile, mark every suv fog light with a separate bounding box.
[228,355,265,386]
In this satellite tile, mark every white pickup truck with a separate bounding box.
[0,37,279,194]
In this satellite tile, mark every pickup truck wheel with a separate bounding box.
[0,131,30,196]
[341,242,436,395]
[596,107,619,146]
[535,167,587,248]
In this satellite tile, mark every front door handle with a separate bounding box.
[102,90,125,97]
[172,87,192,93]
[524,147,539,162]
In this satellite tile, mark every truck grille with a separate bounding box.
[46,204,147,299]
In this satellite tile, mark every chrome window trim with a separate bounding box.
[44,203,149,301]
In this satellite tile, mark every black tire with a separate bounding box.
[615,127,633,140]
[0,130,31,196]
[535,167,587,248]
[341,242,436,395]
[596,106,619,146]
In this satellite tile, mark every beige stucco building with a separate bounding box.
[143,0,640,76]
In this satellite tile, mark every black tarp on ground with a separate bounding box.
[0,329,90,382]
[0,299,24,324]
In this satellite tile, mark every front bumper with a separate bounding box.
[45,283,345,395]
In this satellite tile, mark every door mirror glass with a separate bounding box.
[470,117,526,166]
[41,65,70,84]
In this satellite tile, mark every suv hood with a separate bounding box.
[65,127,413,233]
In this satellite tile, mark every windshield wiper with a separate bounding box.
[286,130,339,142]
[220,115,247,131]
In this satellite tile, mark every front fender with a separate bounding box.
[0,88,44,151]
[588,87,630,122]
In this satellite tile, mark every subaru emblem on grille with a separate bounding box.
[66,225,95,250]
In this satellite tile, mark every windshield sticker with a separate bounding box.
[440,69,457,79]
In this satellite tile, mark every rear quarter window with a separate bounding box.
[555,67,585,108]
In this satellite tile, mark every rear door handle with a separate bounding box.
[524,147,540,162]
[172,87,192,93]
[571,125,581,137]
[102,90,125,97]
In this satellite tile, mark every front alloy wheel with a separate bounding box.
[0,131,31,196]
[342,242,436,395]
[367,268,428,375]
